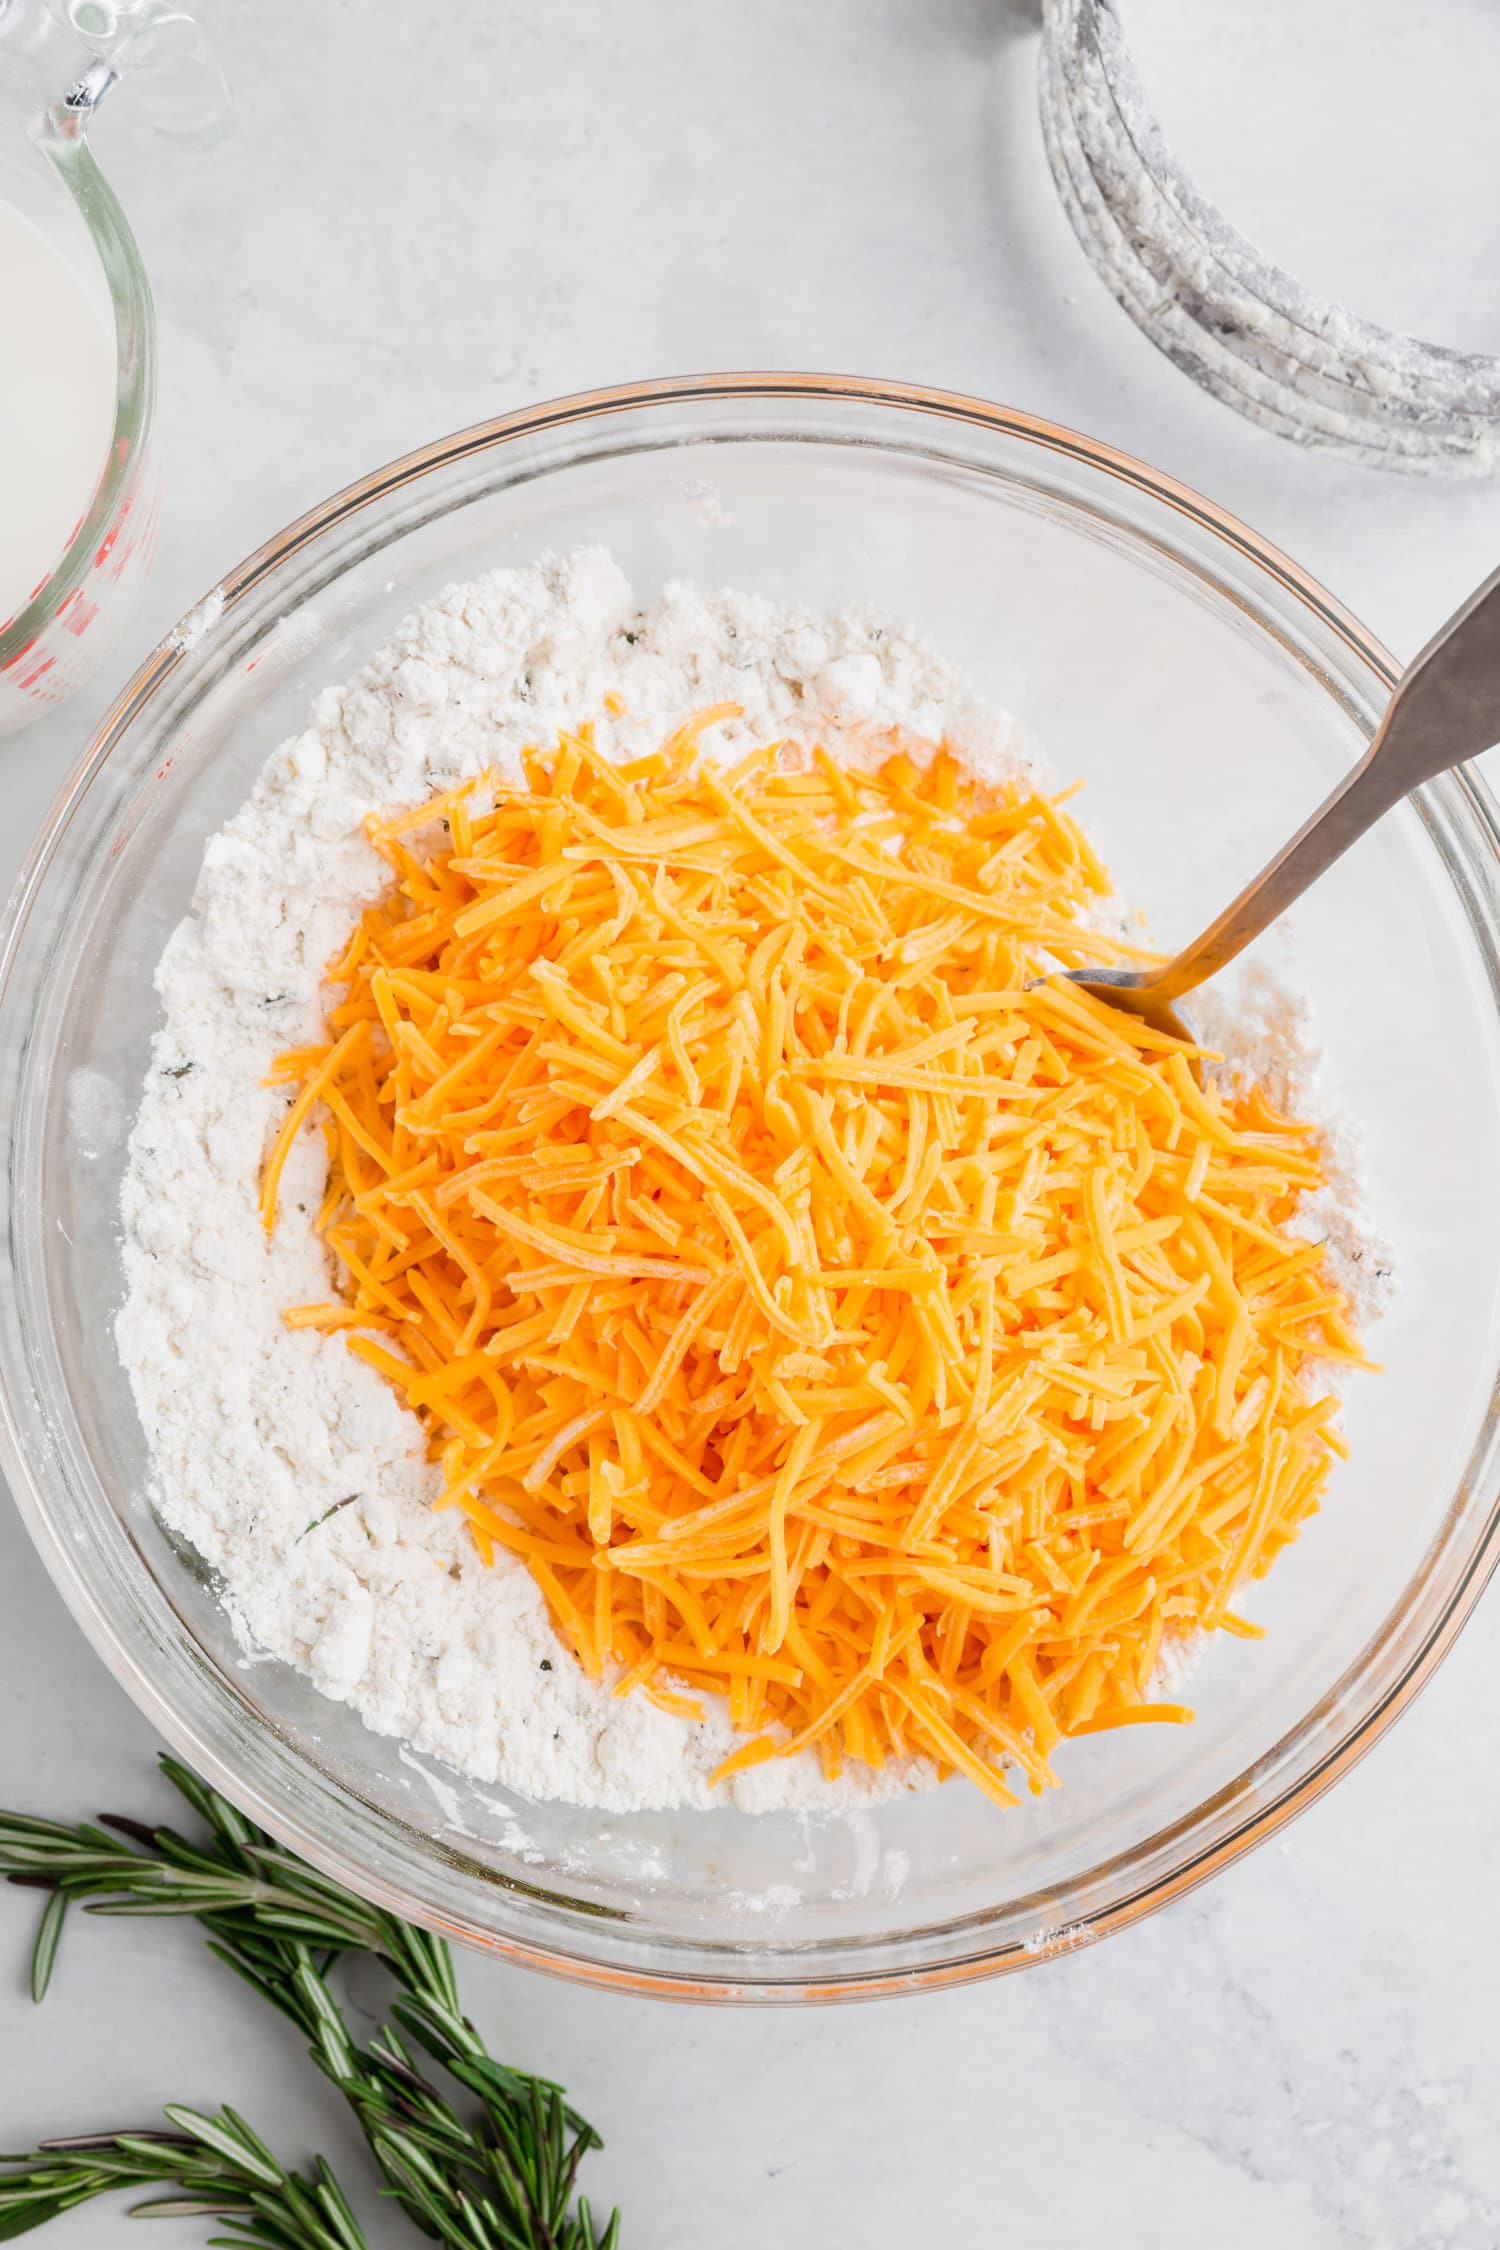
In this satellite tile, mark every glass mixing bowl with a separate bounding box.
[3,375,1500,2002]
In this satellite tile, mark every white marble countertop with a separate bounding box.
[5,5,1500,2245]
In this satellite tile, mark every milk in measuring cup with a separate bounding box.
[0,198,116,630]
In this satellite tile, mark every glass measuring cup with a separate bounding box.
[0,44,156,736]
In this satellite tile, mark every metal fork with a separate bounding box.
[1053,564,1500,1041]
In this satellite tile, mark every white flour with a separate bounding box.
[1194,966,1394,1331]
[116,548,1021,1815]
[115,547,1383,1814]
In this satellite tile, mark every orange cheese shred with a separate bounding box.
[265,718,1372,1805]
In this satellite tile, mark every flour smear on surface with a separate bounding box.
[115,548,1383,1814]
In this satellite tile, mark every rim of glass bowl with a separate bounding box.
[5,372,1500,2004]
[1038,0,1500,475]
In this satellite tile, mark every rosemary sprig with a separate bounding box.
[0,1759,619,2250]
[0,2107,366,2250]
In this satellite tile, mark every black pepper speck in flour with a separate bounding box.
[116,548,1027,1813]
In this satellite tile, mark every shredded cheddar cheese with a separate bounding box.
[265,716,1371,1806]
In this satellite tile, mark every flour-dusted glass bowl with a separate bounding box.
[3,376,1500,2001]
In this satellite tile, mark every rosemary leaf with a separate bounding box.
[27,1894,66,2006]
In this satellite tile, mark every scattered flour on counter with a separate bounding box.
[115,546,1387,1816]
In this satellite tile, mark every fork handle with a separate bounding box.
[1149,562,1500,1004]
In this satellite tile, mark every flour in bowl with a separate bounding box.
[116,549,1027,1813]
[116,548,1384,1814]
